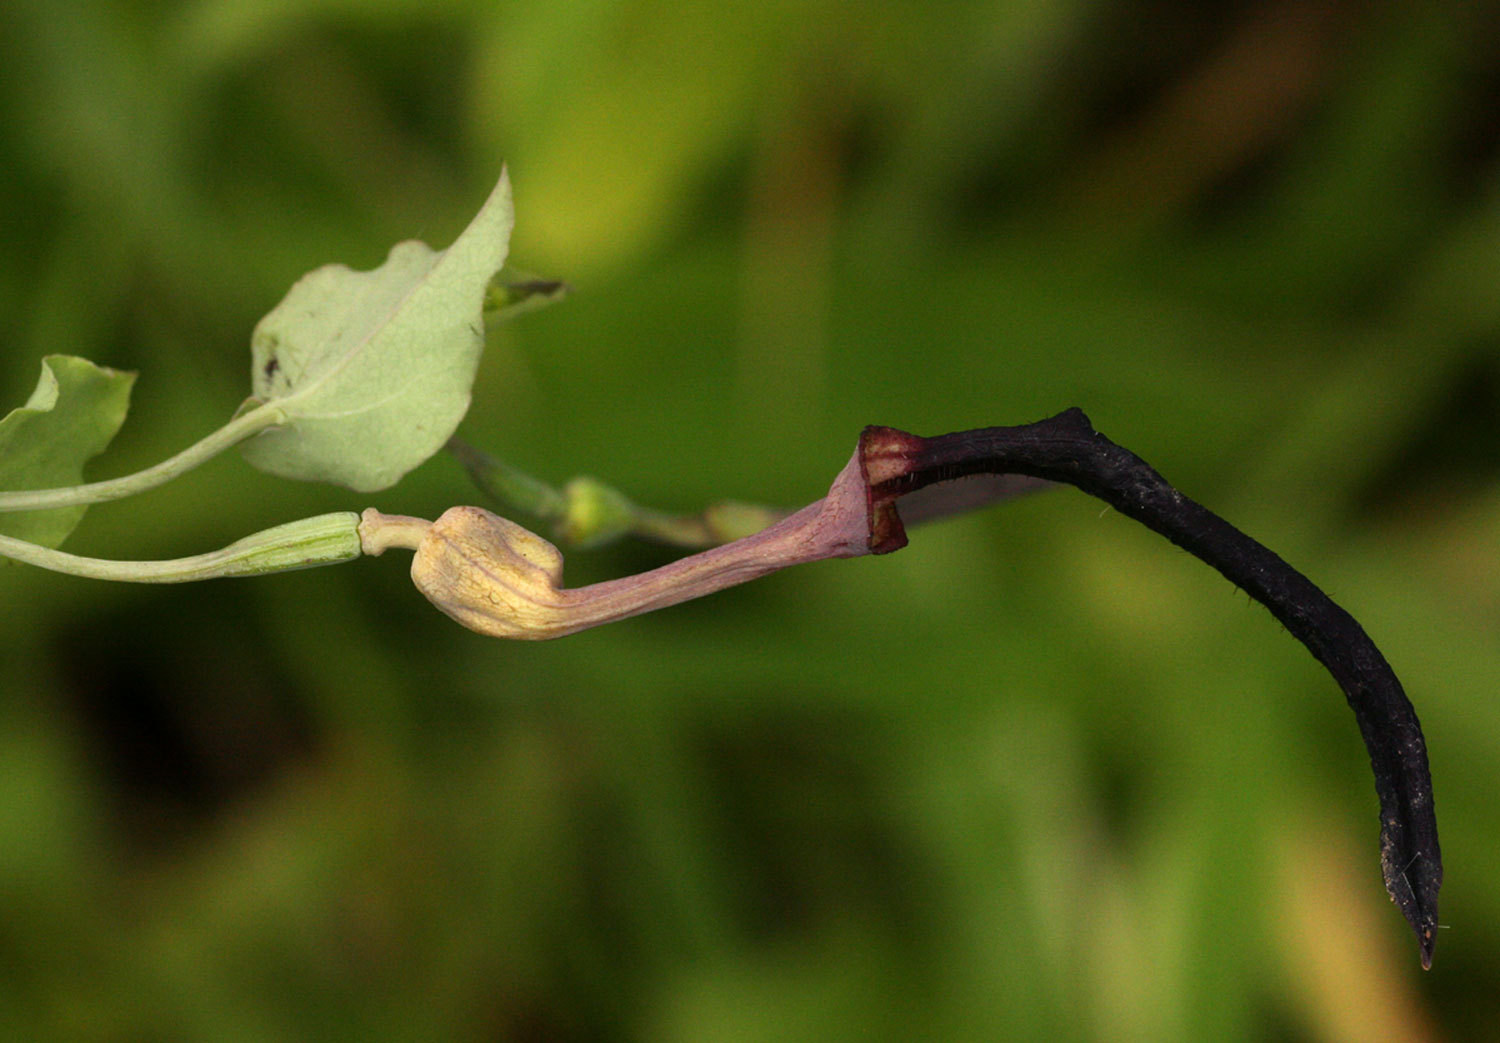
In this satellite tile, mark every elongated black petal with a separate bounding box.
[861,407,1441,967]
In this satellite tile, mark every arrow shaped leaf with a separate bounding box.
[240,170,514,492]
[0,355,135,550]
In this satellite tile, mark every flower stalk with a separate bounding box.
[0,510,361,582]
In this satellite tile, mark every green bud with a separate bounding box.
[558,476,637,548]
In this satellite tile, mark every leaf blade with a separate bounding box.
[0,355,135,549]
[240,170,514,492]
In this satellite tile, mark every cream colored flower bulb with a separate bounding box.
[411,505,571,639]
[409,447,877,641]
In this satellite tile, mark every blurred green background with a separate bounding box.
[3,0,1498,1039]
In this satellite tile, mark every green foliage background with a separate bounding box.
[3,1,1498,1039]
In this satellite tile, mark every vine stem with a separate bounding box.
[0,401,284,512]
[0,511,361,581]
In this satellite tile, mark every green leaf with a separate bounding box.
[0,355,135,550]
[239,170,514,492]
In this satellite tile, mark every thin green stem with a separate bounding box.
[0,401,284,512]
[447,437,786,549]
[0,511,361,582]
[627,501,787,548]
[447,437,565,519]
